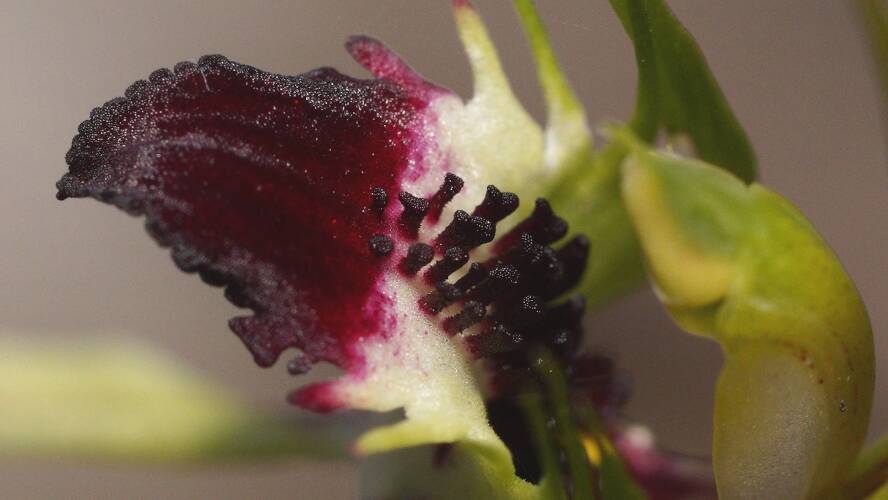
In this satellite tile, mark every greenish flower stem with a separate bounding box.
[519,347,648,499]
[843,434,888,499]
[531,348,600,500]
[520,393,571,500]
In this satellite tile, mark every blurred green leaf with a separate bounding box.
[610,0,757,182]
[0,337,349,463]
[531,349,598,500]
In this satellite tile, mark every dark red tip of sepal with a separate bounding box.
[345,35,446,100]
[289,381,345,413]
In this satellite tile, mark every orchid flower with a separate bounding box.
[31,0,884,498]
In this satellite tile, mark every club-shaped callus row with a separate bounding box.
[364,173,592,396]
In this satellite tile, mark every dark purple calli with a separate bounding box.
[57,47,587,409]
[57,0,586,474]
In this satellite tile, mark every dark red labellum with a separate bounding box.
[57,54,436,372]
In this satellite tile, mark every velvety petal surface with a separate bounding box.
[58,55,438,372]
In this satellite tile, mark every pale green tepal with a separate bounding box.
[617,130,875,500]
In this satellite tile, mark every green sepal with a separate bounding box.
[617,132,874,499]
[544,140,645,307]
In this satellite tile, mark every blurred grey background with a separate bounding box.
[1,0,885,498]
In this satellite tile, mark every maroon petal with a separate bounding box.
[57,54,443,372]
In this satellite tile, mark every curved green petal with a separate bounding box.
[617,132,874,499]
[0,337,348,462]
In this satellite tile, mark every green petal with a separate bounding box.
[0,337,348,462]
[544,141,646,307]
[610,0,756,182]
[618,133,874,499]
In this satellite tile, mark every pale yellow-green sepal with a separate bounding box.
[621,151,735,309]
[447,0,544,206]
[618,133,874,499]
